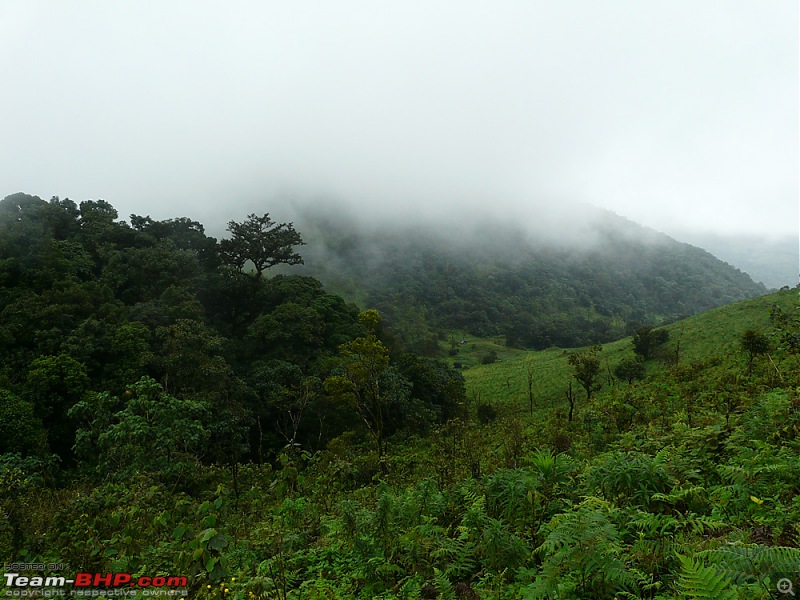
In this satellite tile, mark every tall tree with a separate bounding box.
[324,310,407,469]
[219,213,305,277]
[24,354,90,461]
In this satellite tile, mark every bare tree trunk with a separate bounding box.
[566,382,575,422]
[526,361,534,415]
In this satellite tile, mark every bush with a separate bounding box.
[477,402,498,423]
[613,357,646,384]
[481,350,498,365]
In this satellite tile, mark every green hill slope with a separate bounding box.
[463,287,799,413]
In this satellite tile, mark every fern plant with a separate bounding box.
[674,554,737,600]
[588,451,675,510]
[479,516,529,575]
[433,567,456,600]
[699,544,800,596]
[531,497,637,598]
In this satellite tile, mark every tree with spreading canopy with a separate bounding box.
[613,356,646,384]
[219,213,305,278]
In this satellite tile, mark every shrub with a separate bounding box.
[480,350,498,365]
[476,402,497,424]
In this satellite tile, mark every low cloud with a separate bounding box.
[1,1,796,239]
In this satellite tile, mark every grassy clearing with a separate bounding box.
[462,288,800,412]
[462,338,632,412]
[441,332,528,369]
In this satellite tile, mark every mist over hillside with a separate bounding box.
[670,231,798,289]
[283,201,766,352]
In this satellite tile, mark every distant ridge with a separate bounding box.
[671,231,798,290]
[290,205,767,352]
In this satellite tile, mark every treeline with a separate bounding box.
[0,193,465,477]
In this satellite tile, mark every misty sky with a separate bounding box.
[1,1,797,238]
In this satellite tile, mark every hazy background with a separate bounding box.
[1,1,797,273]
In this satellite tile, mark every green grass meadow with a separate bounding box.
[461,288,800,413]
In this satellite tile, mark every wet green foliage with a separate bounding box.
[1,193,798,598]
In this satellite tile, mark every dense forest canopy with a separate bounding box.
[0,193,465,469]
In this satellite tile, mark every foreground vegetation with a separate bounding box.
[1,193,799,599]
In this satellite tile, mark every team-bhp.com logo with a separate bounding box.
[4,573,188,596]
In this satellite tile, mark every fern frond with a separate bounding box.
[433,567,455,600]
[700,544,800,583]
[676,554,737,599]
[717,464,750,485]
[651,484,707,506]
[396,574,424,600]
[431,536,478,580]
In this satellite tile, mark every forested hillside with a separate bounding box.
[0,193,466,467]
[290,206,767,353]
[1,192,798,599]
